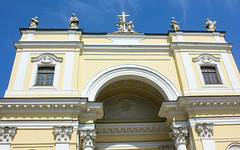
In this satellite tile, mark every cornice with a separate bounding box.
[170,41,233,51]
[14,40,83,49]
[0,98,103,119]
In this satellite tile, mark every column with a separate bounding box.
[196,123,216,150]
[0,126,17,150]
[79,130,96,150]
[169,127,188,150]
[53,126,73,150]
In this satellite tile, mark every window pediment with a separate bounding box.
[31,53,63,64]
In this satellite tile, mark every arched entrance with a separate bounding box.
[80,64,181,101]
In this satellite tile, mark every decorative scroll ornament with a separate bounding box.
[53,126,73,142]
[31,53,63,64]
[193,54,220,64]
[196,123,213,138]
[0,126,17,143]
[80,130,97,149]
[169,127,188,146]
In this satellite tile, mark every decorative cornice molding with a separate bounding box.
[80,129,97,149]
[53,126,73,142]
[14,40,83,49]
[96,122,169,135]
[169,127,188,147]
[0,126,17,143]
[193,53,220,63]
[195,123,213,138]
[31,53,63,63]
[0,98,103,120]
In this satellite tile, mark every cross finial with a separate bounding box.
[118,12,130,23]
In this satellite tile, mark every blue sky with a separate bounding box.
[0,0,240,97]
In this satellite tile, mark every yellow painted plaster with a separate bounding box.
[139,38,168,44]
[215,141,240,150]
[82,38,113,44]
[11,145,54,150]
[6,52,21,91]
[33,34,69,40]
[183,36,215,42]
[20,34,27,40]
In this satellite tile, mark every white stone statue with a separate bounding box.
[126,21,135,33]
[29,16,39,28]
[205,18,216,31]
[170,17,180,31]
[69,13,79,29]
[117,18,125,32]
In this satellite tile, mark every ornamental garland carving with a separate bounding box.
[53,126,73,142]
[169,127,188,146]
[0,126,17,143]
[80,130,97,149]
[196,123,213,138]
[31,53,63,64]
[193,54,220,64]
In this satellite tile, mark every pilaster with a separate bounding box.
[53,126,73,150]
[196,123,216,150]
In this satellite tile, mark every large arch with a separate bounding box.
[80,64,181,101]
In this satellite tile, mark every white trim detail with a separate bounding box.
[96,141,174,149]
[29,53,63,89]
[25,30,35,40]
[226,143,240,150]
[62,52,74,90]
[221,53,240,92]
[193,53,226,88]
[181,52,198,89]
[13,52,30,90]
[81,64,181,101]
[0,145,10,150]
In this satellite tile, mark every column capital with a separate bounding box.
[169,127,188,147]
[53,126,73,143]
[0,126,17,143]
[80,129,97,150]
[196,123,213,138]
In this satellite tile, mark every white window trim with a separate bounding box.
[193,54,227,88]
[29,53,63,89]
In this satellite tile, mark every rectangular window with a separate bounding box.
[201,66,221,84]
[36,67,55,86]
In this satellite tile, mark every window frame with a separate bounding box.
[201,66,222,84]
[193,54,226,88]
[35,66,55,86]
[30,53,63,89]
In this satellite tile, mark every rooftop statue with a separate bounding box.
[29,16,39,28]
[69,13,79,29]
[126,21,135,33]
[170,17,180,31]
[116,12,135,33]
[205,18,216,31]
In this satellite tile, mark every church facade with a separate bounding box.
[1,13,240,150]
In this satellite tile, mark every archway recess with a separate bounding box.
[80,64,181,101]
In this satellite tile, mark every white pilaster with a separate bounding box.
[53,126,73,150]
[0,127,17,150]
[196,123,216,150]
[221,53,240,91]
[62,52,74,90]
[14,52,30,90]
[181,52,197,89]
[169,127,188,150]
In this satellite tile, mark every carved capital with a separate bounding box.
[169,127,188,146]
[0,126,17,143]
[196,123,213,138]
[80,130,97,149]
[53,126,73,142]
